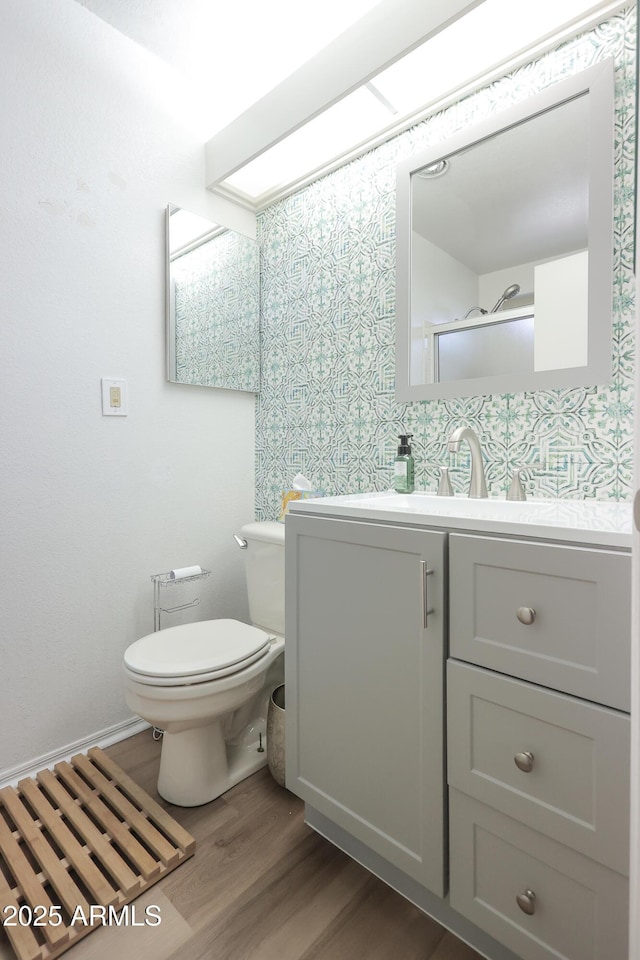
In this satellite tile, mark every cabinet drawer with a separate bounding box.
[449,790,628,960]
[449,533,631,710]
[447,660,629,873]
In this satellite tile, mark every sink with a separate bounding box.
[287,490,632,548]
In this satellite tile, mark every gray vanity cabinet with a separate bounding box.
[286,507,631,960]
[285,514,447,896]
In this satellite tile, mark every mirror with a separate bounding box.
[166,204,260,392]
[395,61,614,401]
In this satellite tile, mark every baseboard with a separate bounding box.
[0,717,150,789]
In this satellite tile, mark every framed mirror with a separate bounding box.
[395,61,614,401]
[166,204,260,392]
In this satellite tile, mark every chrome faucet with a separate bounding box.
[448,426,488,499]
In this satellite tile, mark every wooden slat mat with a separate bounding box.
[0,747,195,960]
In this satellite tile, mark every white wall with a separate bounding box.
[411,232,477,327]
[0,0,257,775]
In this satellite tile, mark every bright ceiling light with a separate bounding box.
[219,0,620,207]
[370,0,610,113]
[225,86,395,199]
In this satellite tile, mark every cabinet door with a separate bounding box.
[286,514,446,896]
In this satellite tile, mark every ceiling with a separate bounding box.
[412,93,589,274]
[74,0,386,137]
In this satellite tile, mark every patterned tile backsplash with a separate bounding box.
[256,9,636,520]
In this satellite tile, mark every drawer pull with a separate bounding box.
[514,751,535,773]
[516,606,536,625]
[516,889,537,916]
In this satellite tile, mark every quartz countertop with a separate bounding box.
[288,490,633,549]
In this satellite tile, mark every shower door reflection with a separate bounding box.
[435,315,534,382]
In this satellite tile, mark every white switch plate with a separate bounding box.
[101,378,128,416]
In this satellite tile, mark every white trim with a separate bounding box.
[629,69,640,956]
[207,0,627,213]
[0,717,150,789]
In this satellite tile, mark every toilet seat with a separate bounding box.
[124,619,273,687]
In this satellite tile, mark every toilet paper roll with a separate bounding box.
[169,565,203,580]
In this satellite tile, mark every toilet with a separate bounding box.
[123,521,285,806]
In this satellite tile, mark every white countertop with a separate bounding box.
[288,490,633,549]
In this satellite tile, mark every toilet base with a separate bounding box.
[157,718,268,806]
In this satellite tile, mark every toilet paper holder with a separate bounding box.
[151,568,211,632]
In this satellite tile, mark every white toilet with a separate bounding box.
[123,521,285,806]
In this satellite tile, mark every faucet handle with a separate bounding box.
[507,469,526,501]
[506,461,541,501]
[437,467,454,497]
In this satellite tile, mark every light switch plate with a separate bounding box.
[101,378,128,416]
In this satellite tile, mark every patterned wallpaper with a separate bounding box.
[172,230,259,392]
[256,9,636,519]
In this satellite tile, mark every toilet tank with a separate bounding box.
[239,521,285,636]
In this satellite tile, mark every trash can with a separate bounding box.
[266,684,286,787]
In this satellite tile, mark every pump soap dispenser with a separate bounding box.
[394,434,415,494]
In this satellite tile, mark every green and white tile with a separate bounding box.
[255,8,636,520]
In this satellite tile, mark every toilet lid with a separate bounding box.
[124,619,272,679]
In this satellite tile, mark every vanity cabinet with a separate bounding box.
[285,514,447,895]
[286,501,631,960]
[448,533,631,960]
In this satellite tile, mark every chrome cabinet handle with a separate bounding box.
[516,889,536,916]
[516,606,536,625]
[514,751,535,773]
[420,561,434,628]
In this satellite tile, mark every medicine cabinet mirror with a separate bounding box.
[395,61,614,401]
[166,204,260,393]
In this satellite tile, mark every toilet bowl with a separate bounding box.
[123,522,285,806]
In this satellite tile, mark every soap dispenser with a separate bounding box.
[394,434,415,494]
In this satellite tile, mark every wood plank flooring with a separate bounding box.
[0,731,484,960]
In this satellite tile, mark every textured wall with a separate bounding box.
[0,0,256,776]
[256,9,636,519]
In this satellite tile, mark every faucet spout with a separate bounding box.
[448,426,488,499]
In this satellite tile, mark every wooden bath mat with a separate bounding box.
[0,746,195,960]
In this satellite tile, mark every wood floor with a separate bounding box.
[0,731,484,960]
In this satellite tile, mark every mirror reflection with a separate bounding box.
[412,94,588,386]
[166,204,260,393]
[395,62,613,401]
